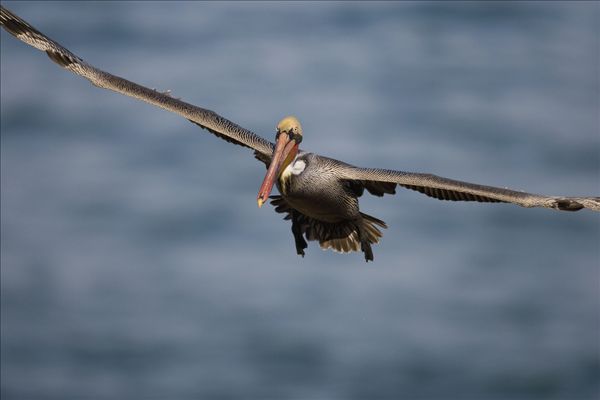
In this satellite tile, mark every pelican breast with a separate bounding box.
[279,156,306,197]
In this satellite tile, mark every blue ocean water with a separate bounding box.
[1,2,599,399]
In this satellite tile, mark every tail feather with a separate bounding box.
[270,196,387,261]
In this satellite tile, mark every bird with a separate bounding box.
[1,6,598,262]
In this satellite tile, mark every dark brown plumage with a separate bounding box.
[2,5,598,262]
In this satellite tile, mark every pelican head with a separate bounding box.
[257,116,303,207]
[277,115,303,140]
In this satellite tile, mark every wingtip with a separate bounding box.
[552,197,600,212]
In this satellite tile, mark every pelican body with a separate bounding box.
[255,119,389,260]
[1,6,598,262]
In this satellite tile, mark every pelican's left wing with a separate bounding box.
[331,159,600,212]
[0,6,274,164]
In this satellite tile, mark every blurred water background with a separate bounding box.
[1,2,599,399]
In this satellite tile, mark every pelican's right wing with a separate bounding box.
[331,160,600,212]
[0,6,274,164]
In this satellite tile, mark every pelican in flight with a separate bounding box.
[1,6,598,261]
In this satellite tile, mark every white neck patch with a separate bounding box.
[281,159,306,181]
[289,159,306,175]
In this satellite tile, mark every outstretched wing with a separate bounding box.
[0,5,274,164]
[330,159,600,212]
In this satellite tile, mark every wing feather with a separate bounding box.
[332,161,600,212]
[0,5,274,164]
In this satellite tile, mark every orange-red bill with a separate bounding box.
[257,133,297,207]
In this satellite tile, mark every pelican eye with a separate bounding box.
[286,130,302,143]
[276,130,301,144]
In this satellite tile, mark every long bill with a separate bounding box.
[257,133,298,207]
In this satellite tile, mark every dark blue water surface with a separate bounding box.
[1,2,599,399]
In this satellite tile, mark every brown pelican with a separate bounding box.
[1,6,598,261]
